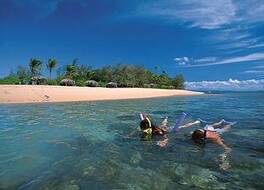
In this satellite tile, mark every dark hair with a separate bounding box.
[192,129,206,144]
[140,119,151,130]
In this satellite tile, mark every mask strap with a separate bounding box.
[146,117,152,128]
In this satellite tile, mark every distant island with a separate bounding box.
[0,58,185,89]
[0,58,204,104]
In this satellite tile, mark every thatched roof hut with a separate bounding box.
[29,76,47,85]
[149,83,157,88]
[144,83,157,88]
[106,82,117,88]
[85,80,98,87]
[59,79,75,86]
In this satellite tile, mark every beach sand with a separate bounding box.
[0,85,204,104]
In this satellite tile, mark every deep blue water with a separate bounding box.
[0,92,263,190]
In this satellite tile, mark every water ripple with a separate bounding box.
[0,92,263,189]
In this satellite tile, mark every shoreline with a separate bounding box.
[0,85,204,104]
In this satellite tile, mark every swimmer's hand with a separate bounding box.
[157,138,168,147]
[224,147,232,154]
[219,153,231,170]
[178,120,201,129]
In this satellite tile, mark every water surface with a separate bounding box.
[0,92,263,190]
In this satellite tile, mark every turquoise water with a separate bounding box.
[0,92,263,190]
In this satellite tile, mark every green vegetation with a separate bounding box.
[46,59,57,79]
[0,58,185,89]
[172,74,185,89]
[29,58,42,77]
[0,75,20,84]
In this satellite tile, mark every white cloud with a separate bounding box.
[183,53,264,67]
[186,79,264,91]
[194,57,217,63]
[136,0,264,52]
[215,35,264,51]
[137,0,236,29]
[234,0,264,24]
[209,53,264,65]
[174,56,191,65]
[253,65,264,69]
[243,70,264,76]
[217,38,261,50]
[136,0,264,29]
[248,43,264,49]
[241,65,264,76]
[243,70,264,74]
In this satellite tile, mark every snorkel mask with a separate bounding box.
[192,129,206,144]
[143,127,152,135]
[140,117,152,135]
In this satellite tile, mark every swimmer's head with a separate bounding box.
[191,129,206,143]
[140,118,152,135]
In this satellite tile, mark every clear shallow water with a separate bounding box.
[0,92,263,190]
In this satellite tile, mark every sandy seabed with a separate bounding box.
[0,85,204,104]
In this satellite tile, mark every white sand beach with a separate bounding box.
[0,85,204,104]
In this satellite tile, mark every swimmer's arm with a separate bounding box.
[160,117,169,131]
[178,120,201,129]
[217,137,232,170]
[210,119,225,128]
[213,137,231,153]
[157,135,169,147]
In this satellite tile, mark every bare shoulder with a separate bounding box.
[206,131,220,139]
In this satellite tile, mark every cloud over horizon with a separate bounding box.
[175,53,264,67]
[186,78,264,91]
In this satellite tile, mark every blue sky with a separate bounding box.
[1,0,264,84]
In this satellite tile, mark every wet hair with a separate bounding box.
[192,129,206,144]
[140,119,151,130]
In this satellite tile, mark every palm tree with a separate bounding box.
[65,58,78,79]
[66,64,76,79]
[29,58,42,77]
[46,59,57,79]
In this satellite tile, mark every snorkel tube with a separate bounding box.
[171,112,187,132]
[140,113,144,121]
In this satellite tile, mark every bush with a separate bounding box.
[75,79,86,87]
[96,81,105,87]
[0,75,20,84]
[172,75,185,89]
[47,79,58,85]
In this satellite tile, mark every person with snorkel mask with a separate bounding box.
[139,113,169,147]
[178,119,232,152]
[179,119,233,170]
[139,113,233,151]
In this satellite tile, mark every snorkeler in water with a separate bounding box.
[138,114,234,169]
[179,119,232,152]
[179,119,235,170]
[139,113,169,147]
[138,113,234,151]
